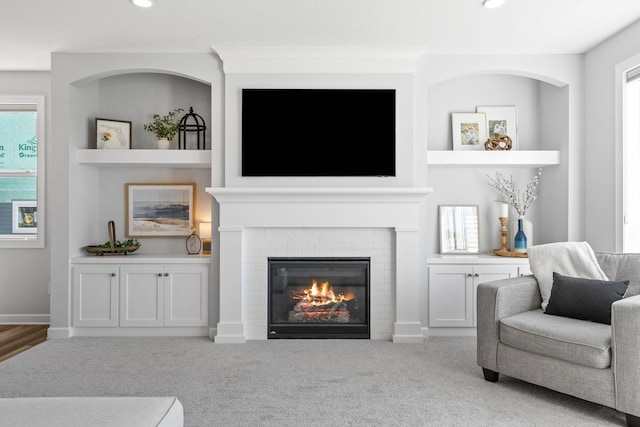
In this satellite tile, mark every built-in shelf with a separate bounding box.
[76,149,211,168]
[427,254,529,264]
[427,150,560,167]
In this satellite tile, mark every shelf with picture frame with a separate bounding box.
[436,105,560,167]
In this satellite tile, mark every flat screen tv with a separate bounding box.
[241,88,396,177]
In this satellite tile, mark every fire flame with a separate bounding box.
[292,279,354,306]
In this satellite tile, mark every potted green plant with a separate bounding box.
[143,108,184,149]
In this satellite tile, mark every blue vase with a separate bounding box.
[514,218,527,253]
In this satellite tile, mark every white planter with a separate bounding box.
[156,138,170,150]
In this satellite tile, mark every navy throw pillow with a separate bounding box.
[545,272,629,324]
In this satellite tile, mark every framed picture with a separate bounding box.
[96,118,132,149]
[476,106,518,150]
[452,113,487,150]
[126,183,195,237]
[12,200,37,234]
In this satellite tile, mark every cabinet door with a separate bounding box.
[73,265,118,327]
[428,266,473,327]
[164,264,209,327]
[472,265,519,326]
[120,265,165,327]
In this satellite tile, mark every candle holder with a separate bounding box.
[497,217,509,251]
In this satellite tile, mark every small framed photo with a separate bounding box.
[452,113,487,150]
[126,183,195,238]
[476,106,518,149]
[12,200,37,234]
[96,118,132,149]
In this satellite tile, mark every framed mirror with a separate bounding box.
[439,205,480,254]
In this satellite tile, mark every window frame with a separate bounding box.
[0,95,45,248]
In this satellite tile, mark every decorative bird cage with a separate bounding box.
[178,107,207,150]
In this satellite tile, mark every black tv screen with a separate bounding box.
[242,89,396,177]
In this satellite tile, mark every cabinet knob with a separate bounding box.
[164,273,169,277]
[467,273,473,277]
[111,273,116,277]
[474,273,480,277]
[157,273,163,277]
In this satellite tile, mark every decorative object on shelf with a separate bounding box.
[178,107,207,150]
[185,226,202,255]
[476,106,518,150]
[199,221,212,255]
[156,138,170,150]
[484,134,512,151]
[11,200,37,234]
[488,168,542,255]
[493,202,527,257]
[143,108,184,150]
[439,205,480,254]
[451,113,487,150]
[496,214,509,251]
[514,217,528,253]
[96,118,131,150]
[84,220,140,256]
[126,183,195,237]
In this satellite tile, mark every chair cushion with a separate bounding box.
[500,309,612,369]
[595,252,640,298]
[545,272,628,324]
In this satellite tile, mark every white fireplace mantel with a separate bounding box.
[206,187,432,344]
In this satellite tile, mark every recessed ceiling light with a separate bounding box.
[483,0,504,8]
[132,0,152,7]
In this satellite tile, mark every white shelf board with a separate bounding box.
[76,149,211,168]
[427,150,560,167]
[427,254,529,265]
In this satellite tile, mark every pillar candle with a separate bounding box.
[500,203,509,218]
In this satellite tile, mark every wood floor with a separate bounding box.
[0,325,48,362]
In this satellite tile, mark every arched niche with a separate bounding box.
[70,70,211,150]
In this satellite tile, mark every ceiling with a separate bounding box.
[3,0,640,71]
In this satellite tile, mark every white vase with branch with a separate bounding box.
[487,168,542,251]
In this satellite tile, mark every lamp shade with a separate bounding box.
[199,222,212,238]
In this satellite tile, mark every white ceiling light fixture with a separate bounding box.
[483,0,504,8]
[131,0,152,7]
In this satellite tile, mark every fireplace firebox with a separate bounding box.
[268,257,370,339]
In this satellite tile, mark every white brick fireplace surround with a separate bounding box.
[206,188,432,344]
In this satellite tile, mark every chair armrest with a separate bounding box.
[612,294,640,417]
[477,275,542,372]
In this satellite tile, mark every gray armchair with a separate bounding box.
[477,259,640,426]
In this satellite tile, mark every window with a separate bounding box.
[0,96,45,248]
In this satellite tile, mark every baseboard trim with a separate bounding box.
[427,327,477,337]
[0,314,49,324]
[47,327,72,339]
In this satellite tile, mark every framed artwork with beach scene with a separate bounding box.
[126,183,194,237]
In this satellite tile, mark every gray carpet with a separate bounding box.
[0,337,624,426]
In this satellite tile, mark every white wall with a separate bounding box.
[585,19,640,251]
[0,71,51,323]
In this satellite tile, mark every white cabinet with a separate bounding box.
[120,265,165,327]
[120,264,209,328]
[71,256,209,335]
[427,256,529,332]
[73,265,118,327]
